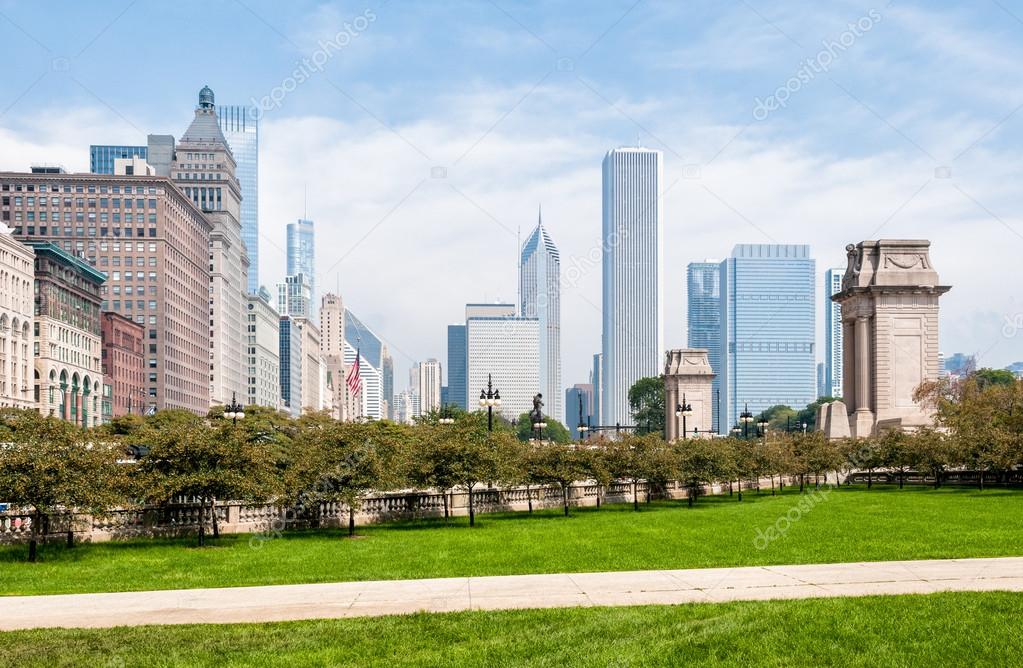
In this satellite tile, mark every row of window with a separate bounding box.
[2,183,156,195]
[10,225,158,238]
[3,196,157,208]
[8,212,158,224]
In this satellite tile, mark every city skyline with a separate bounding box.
[0,1,1020,396]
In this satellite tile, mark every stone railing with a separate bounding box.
[0,475,790,545]
[846,469,1023,487]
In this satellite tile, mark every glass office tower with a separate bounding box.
[218,105,259,293]
[287,219,315,314]
[687,260,722,432]
[719,244,816,431]
[89,145,147,174]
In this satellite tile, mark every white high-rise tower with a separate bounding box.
[601,146,664,427]
[520,208,562,422]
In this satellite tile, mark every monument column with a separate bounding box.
[855,316,871,412]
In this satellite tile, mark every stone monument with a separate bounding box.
[664,349,715,440]
[822,239,950,439]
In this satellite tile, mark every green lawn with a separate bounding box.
[2,486,1022,596]
[1,592,1021,666]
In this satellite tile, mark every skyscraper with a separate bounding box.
[591,353,602,426]
[413,359,442,415]
[218,105,259,294]
[823,268,844,399]
[565,383,594,435]
[381,345,393,420]
[344,309,385,419]
[89,145,147,175]
[466,312,539,419]
[287,219,315,315]
[279,315,303,417]
[278,273,312,319]
[446,323,467,410]
[172,85,248,409]
[601,146,663,427]
[687,260,722,432]
[719,244,816,431]
[520,210,562,421]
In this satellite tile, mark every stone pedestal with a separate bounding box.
[823,240,950,439]
[664,349,715,441]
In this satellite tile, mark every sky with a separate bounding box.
[1,0,1022,396]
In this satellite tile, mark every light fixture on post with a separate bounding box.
[223,392,245,425]
[479,374,501,432]
[675,393,694,440]
[740,402,754,439]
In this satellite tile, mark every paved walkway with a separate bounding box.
[2,557,1021,630]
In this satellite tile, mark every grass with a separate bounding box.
[1,592,1021,666]
[2,486,1022,596]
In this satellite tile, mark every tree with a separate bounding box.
[406,423,464,521]
[0,411,124,561]
[133,413,279,546]
[523,442,588,516]
[514,413,572,444]
[602,434,663,511]
[759,404,798,433]
[677,438,724,507]
[974,368,1016,389]
[628,376,665,436]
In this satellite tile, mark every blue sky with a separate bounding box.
[1,0,1022,396]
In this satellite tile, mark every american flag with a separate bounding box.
[346,350,362,396]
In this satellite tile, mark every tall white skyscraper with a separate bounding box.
[466,313,539,419]
[601,147,664,427]
[520,210,562,422]
[824,268,844,398]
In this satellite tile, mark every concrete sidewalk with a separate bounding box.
[1,557,1021,630]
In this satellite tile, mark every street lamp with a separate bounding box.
[223,392,245,425]
[756,415,769,438]
[731,424,742,437]
[438,405,455,425]
[740,402,754,438]
[576,393,589,441]
[675,393,693,439]
[478,374,501,432]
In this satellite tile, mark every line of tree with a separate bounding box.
[0,372,1019,561]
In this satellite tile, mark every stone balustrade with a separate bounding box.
[0,476,794,545]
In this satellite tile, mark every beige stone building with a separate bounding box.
[823,239,951,438]
[0,168,212,415]
[172,85,249,410]
[320,293,358,420]
[0,228,34,410]
[663,349,715,440]
[245,289,280,409]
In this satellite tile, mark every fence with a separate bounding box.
[0,477,783,545]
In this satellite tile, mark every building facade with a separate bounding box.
[601,147,663,427]
[1,168,212,415]
[278,273,312,319]
[100,311,145,417]
[90,145,147,175]
[591,352,601,426]
[520,213,562,422]
[172,86,249,410]
[218,105,259,294]
[30,242,105,427]
[719,244,816,432]
[381,345,393,420]
[0,229,34,410]
[297,318,324,413]
[687,260,722,432]
[246,289,280,408]
[344,309,384,419]
[279,315,303,417]
[446,323,467,410]
[824,267,844,399]
[466,315,539,419]
[413,359,442,416]
[565,383,594,436]
[287,219,315,315]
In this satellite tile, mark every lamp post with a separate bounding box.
[223,392,245,425]
[757,415,769,439]
[740,402,754,439]
[478,374,501,432]
[576,393,589,441]
[675,393,693,440]
[438,404,455,425]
